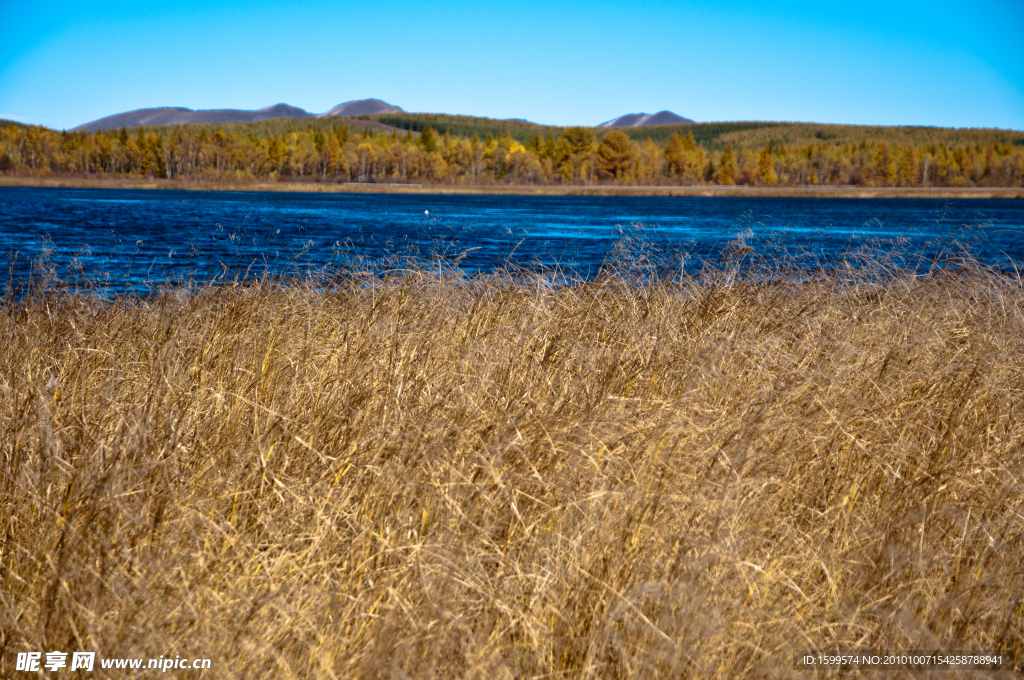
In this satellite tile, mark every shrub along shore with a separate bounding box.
[2,175,1022,198]
[3,257,1023,677]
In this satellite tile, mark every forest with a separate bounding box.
[1,114,1023,187]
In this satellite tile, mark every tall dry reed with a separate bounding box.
[2,260,1023,678]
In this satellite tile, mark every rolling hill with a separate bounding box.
[73,104,314,132]
[72,99,404,132]
[598,111,694,127]
[319,99,404,117]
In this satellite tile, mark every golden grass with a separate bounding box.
[2,261,1023,678]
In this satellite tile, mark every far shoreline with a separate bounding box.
[1,176,1021,199]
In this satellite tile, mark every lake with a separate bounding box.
[1,187,1022,288]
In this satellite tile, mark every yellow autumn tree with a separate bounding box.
[716,144,737,184]
[757,144,777,185]
[875,142,896,186]
[636,138,661,185]
[665,131,705,185]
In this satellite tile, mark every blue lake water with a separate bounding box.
[1,187,1022,288]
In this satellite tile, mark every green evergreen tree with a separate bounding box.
[420,126,439,154]
[557,127,595,183]
[543,134,556,160]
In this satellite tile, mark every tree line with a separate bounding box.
[1,119,1022,187]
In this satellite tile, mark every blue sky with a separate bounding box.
[1,0,1022,130]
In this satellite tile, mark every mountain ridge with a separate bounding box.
[72,99,695,132]
[73,103,316,132]
[72,99,404,132]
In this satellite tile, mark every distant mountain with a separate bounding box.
[320,99,404,118]
[73,99,405,131]
[71,100,693,133]
[598,111,694,127]
[73,104,314,132]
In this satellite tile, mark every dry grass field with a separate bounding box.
[2,254,1023,677]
